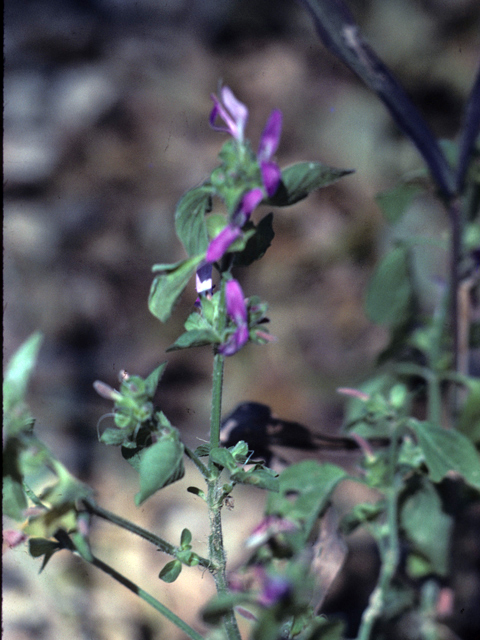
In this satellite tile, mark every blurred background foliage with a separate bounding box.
[3,1,480,639]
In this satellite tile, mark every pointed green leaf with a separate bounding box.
[135,431,185,505]
[410,422,480,490]
[148,255,204,322]
[365,246,413,326]
[175,186,212,256]
[166,328,220,352]
[144,362,168,398]
[3,332,43,437]
[267,162,353,207]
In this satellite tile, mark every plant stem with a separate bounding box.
[205,278,242,640]
[357,437,401,640]
[185,445,209,477]
[81,498,211,569]
[88,553,204,640]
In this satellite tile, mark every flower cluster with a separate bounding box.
[206,86,282,264]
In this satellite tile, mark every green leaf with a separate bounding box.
[233,213,275,267]
[231,467,279,492]
[400,479,452,576]
[365,246,413,326]
[267,162,354,207]
[166,328,220,352]
[2,475,28,521]
[159,559,182,583]
[180,528,192,547]
[100,427,129,446]
[375,183,423,224]
[148,255,204,323]
[410,421,480,490]
[209,447,237,471]
[135,431,185,505]
[144,362,168,398]
[267,461,347,538]
[174,185,211,256]
[3,332,43,437]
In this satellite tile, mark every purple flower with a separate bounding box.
[257,575,291,607]
[206,188,264,263]
[218,279,249,356]
[210,86,248,143]
[206,225,243,263]
[258,109,282,197]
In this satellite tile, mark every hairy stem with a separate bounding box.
[206,278,241,640]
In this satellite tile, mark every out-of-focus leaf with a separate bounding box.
[410,421,480,490]
[144,362,168,398]
[174,185,211,256]
[376,183,423,224]
[2,475,28,521]
[267,461,347,539]
[401,479,452,576]
[267,162,353,207]
[365,246,412,326]
[3,332,43,437]
[149,255,204,323]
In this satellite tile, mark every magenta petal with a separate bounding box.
[233,188,264,226]
[260,161,281,197]
[257,109,282,162]
[206,225,242,263]
[221,86,248,141]
[225,279,248,324]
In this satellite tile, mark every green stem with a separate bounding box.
[185,445,209,477]
[357,438,401,640]
[205,278,242,640]
[89,554,204,640]
[82,498,211,569]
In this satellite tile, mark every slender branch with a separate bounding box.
[82,498,211,569]
[89,554,205,640]
[185,445,209,477]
